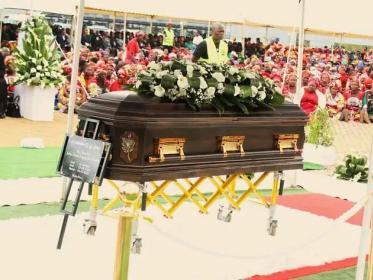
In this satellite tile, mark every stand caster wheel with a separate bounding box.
[217,205,233,223]
[267,219,278,236]
[83,219,97,236]
[131,237,142,254]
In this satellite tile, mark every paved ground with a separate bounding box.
[330,118,373,159]
[0,112,78,147]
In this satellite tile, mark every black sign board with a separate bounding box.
[58,135,105,184]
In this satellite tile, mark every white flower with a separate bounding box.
[177,76,189,89]
[148,61,161,71]
[178,89,187,97]
[155,70,169,80]
[140,70,152,77]
[251,86,258,96]
[212,72,225,83]
[217,83,224,90]
[186,65,194,77]
[30,68,37,73]
[31,58,37,64]
[258,90,266,101]
[234,85,241,96]
[198,65,208,75]
[199,77,208,89]
[36,65,42,71]
[173,70,183,78]
[228,67,239,75]
[206,87,216,99]
[154,85,166,97]
[135,80,142,89]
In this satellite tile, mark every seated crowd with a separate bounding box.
[1,23,373,123]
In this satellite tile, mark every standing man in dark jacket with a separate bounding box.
[0,51,7,118]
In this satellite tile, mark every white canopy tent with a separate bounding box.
[2,0,373,39]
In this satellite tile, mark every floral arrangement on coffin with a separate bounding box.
[134,60,284,113]
[13,15,65,88]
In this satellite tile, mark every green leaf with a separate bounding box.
[256,100,275,111]
[211,99,224,115]
[188,77,201,89]
[224,85,235,96]
[206,78,218,88]
[240,85,253,98]
[160,74,177,89]
[185,99,197,111]
[230,97,249,114]
[270,92,285,106]
[217,96,234,107]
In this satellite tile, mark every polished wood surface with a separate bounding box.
[77,91,307,181]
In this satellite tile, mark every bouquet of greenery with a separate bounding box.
[335,154,369,183]
[13,15,65,88]
[306,108,334,146]
[134,60,284,114]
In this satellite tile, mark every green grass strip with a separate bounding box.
[0,147,62,179]
[303,161,326,170]
[296,266,365,279]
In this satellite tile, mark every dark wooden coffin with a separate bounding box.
[76,91,307,182]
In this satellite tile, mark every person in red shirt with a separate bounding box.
[299,78,326,116]
[109,69,127,92]
[125,31,144,64]
[339,66,349,90]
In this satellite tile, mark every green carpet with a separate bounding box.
[296,266,364,279]
[0,188,307,221]
[0,199,115,220]
[303,162,326,170]
[0,147,61,179]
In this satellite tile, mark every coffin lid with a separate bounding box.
[77,91,307,122]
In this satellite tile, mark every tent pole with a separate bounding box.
[62,0,85,201]
[66,0,84,136]
[331,33,335,62]
[265,26,269,44]
[69,5,78,53]
[356,138,373,280]
[281,26,296,93]
[295,0,305,105]
[0,10,3,46]
[149,16,153,34]
[123,13,127,51]
[241,24,245,55]
[180,21,184,37]
[113,12,116,31]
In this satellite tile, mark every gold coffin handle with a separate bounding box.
[149,138,186,163]
[275,134,299,153]
[218,136,245,157]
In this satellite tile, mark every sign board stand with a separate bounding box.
[56,119,111,249]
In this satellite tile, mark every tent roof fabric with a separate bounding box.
[2,0,373,38]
